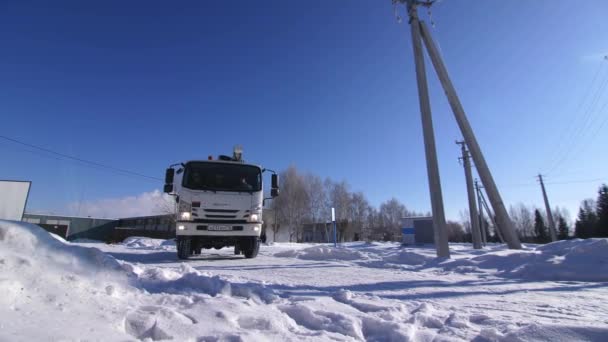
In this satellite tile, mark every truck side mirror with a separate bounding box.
[164,168,174,193]
[271,174,279,189]
[165,168,175,184]
[271,188,279,198]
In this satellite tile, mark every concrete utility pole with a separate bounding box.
[477,185,505,244]
[457,141,482,249]
[538,174,558,241]
[417,19,522,250]
[405,1,450,258]
[475,179,487,245]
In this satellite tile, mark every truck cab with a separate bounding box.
[164,149,279,259]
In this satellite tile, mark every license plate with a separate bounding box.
[207,225,232,231]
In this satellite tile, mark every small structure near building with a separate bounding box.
[0,180,31,221]
[401,216,434,245]
[301,222,332,243]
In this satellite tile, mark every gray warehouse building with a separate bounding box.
[22,213,175,242]
[22,214,116,240]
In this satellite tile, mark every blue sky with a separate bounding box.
[1,0,607,221]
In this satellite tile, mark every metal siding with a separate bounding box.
[414,219,435,244]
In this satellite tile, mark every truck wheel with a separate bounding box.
[243,238,260,259]
[177,237,192,260]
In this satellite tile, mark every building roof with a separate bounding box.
[24,212,117,220]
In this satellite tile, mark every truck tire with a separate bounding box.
[243,237,260,259]
[177,237,192,260]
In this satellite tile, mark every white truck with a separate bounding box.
[163,147,279,259]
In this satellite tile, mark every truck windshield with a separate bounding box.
[182,162,262,192]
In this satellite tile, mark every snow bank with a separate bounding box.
[275,245,368,261]
[122,236,175,249]
[0,220,133,340]
[441,238,608,282]
[134,263,279,304]
[383,250,434,265]
[71,238,105,243]
[0,220,126,280]
[273,240,608,282]
[497,323,608,342]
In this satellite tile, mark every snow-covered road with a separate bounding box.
[2,220,608,341]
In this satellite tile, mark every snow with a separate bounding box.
[1,220,608,341]
[123,236,176,249]
[438,239,608,282]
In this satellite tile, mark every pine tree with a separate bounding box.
[557,215,569,240]
[574,208,587,238]
[596,184,608,237]
[534,209,549,243]
[575,199,598,239]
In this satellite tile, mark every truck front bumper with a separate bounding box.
[175,221,262,237]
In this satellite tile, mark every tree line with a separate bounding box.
[464,183,608,244]
[573,184,608,239]
[267,166,608,244]
[506,203,571,243]
[267,166,426,243]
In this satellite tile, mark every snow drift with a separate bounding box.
[275,240,608,282]
[0,220,132,341]
[275,245,369,261]
[440,239,608,282]
[2,220,607,341]
[122,236,176,249]
[0,219,126,281]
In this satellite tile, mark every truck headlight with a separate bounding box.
[248,213,259,222]
[180,212,191,220]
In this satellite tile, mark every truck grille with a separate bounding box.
[196,225,244,231]
[192,219,248,224]
[201,208,243,220]
[203,209,239,213]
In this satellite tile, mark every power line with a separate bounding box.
[544,57,608,175]
[504,176,607,188]
[550,98,608,177]
[0,135,162,182]
[545,177,607,185]
[543,59,605,171]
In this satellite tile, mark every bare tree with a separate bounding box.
[509,203,535,241]
[328,180,352,241]
[446,220,466,242]
[379,198,408,241]
[349,191,370,241]
[269,168,419,244]
[304,173,327,241]
[459,209,471,234]
[272,166,309,242]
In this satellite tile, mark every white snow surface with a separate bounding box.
[1,220,608,341]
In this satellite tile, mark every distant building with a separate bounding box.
[113,214,175,241]
[302,223,332,243]
[22,213,116,241]
[401,216,434,244]
[22,213,175,242]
